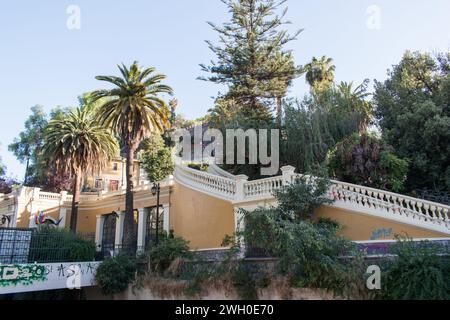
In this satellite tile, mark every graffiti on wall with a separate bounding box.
[0,262,100,294]
[0,264,47,287]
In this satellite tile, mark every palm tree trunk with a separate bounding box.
[123,145,137,252]
[70,167,82,232]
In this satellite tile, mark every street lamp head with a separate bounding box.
[151,183,157,196]
[1,215,10,225]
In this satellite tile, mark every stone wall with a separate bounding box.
[84,282,338,300]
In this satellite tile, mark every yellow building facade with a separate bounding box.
[1,163,449,254]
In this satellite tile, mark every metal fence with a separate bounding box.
[98,244,143,260]
[0,228,33,264]
[0,228,97,264]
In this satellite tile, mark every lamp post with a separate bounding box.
[151,182,161,245]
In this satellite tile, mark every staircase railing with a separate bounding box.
[174,164,450,233]
[330,180,450,229]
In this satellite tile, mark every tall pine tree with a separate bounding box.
[200,0,302,120]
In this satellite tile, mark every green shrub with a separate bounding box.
[28,226,95,263]
[381,238,450,300]
[274,169,333,220]
[315,217,341,233]
[281,99,362,174]
[241,208,360,296]
[146,234,192,273]
[232,263,258,300]
[187,163,209,172]
[327,133,408,192]
[95,255,138,295]
[238,173,365,297]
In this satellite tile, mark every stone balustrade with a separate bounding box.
[38,191,64,202]
[175,165,237,200]
[173,164,450,234]
[244,176,284,199]
[329,180,450,229]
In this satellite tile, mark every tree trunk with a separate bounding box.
[276,96,282,125]
[70,167,82,232]
[24,157,30,185]
[122,145,137,252]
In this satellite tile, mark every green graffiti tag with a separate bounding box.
[0,264,47,287]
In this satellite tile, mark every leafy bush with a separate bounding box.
[281,98,361,174]
[327,133,408,192]
[28,226,95,263]
[187,163,209,172]
[241,208,361,296]
[232,263,259,300]
[239,174,366,297]
[0,177,20,194]
[95,254,139,295]
[146,234,192,274]
[315,217,341,233]
[274,169,333,220]
[381,238,450,300]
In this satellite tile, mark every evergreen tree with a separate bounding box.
[200,0,302,119]
[8,105,47,184]
[140,134,175,183]
[374,51,450,192]
[281,98,361,173]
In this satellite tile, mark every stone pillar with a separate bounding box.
[114,211,125,251]
[11,187,26,228]
[59,208,67,229]
[58,191,68,229]
[281,165,296,186]
[234,175,249,202]
[137,208,147,253]
[163,204,170,233]
[95,215,105,252]
[29,188,41,228]
[60,191,68,202]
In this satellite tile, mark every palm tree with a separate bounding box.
[304,56,336,94]
[336,80,373,132]
[92,62,173,251]
[43,107,118,232]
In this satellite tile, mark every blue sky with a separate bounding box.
[0,0,449,180]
